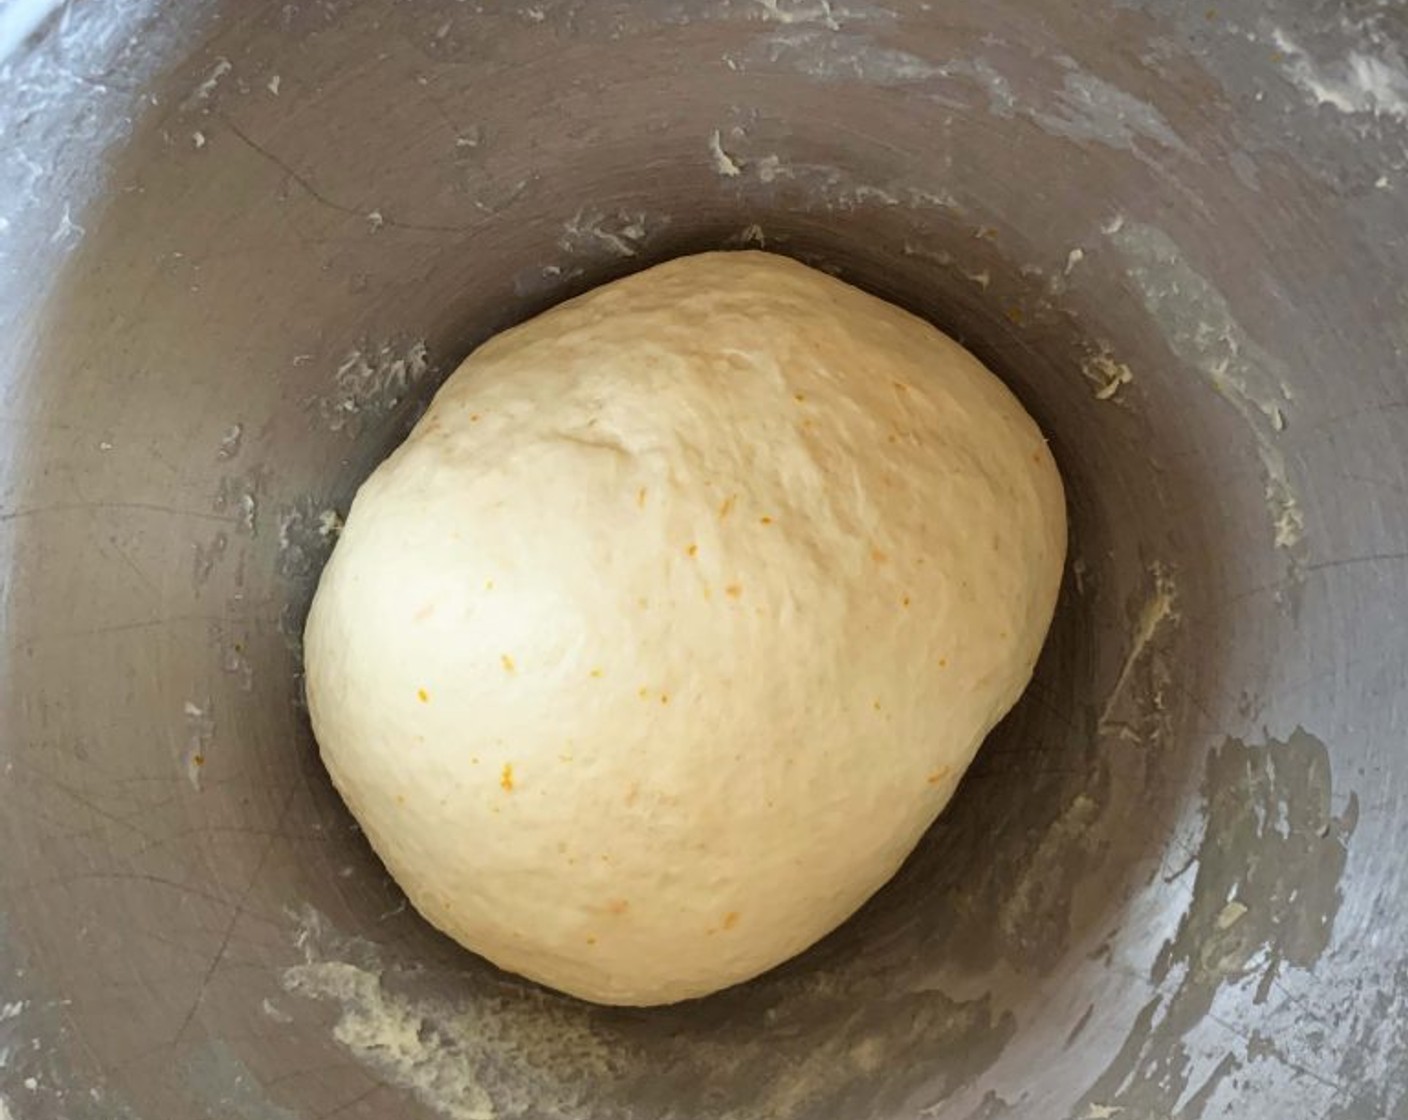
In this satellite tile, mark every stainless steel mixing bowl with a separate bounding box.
[2,2,1405,1117]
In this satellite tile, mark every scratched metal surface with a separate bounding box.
[0,1,1405,1118]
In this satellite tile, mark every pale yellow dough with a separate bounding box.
[303,251,1066,1006]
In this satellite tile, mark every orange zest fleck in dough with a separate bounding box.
[724,584,743,599]
[501,653,516,673]
[871,547,889,565]
[500,763,515,792]
[686,543,699,557]
[607,898,629,916]
[637,486,648,509]
[760,516,774,525]
[722,911,740,931]
[417,687,430,703]
[590,667,605,679]
[718,494,736,521]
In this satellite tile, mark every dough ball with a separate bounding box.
[303,251,1066,1006]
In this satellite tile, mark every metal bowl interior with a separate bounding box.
[1,2,1405,1119]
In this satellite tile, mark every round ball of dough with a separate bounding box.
[304,251,1065,1006]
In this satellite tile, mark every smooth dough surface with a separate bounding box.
[304,251,1066,1006]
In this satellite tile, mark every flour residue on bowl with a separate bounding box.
[213,466,264,538]
[275,498,345,666]
[1098,562,1179,741]
[558,209,667,260]
[280,904,1014,1120]
[1080,349,1134,403]
[708,129,743,177]
[750,0,848,31]
[712,134,958,214]
[312,340,431,438]
[281,906,629,1120]
[732,26,944,86]
[181,55,232,111]
[1070,729,1358,1120]
[739,29,1192,164]
[901,242,992,291]
[276,501,343,583]
[1270,27,1408,121]
[1106,220,1305,555]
